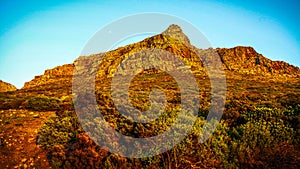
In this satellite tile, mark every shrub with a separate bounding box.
[230,107,298,168]
[0,97,25,110]
[0,93,27,110]
[39,107,299,168]
[25,96,60,111]
[46,133,145,169]
[38,111,82,150]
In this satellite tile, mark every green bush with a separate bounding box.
[25,96,61,111]
[230,107,298,168]
[0,97,25,110]
[0,93,26,110]
[38,111,82,150]
[39,106,299,168]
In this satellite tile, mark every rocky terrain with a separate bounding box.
[217,46,300,76]
[0,110,55,168]
[0,80,17,92]
[22,64,74,90]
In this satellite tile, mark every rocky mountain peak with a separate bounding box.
[164,24,183,34]
[162,24,191,45]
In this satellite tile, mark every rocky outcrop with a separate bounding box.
[162,24,191,45]
[22,64,74,89]
[0,80,17,92]
[217,46,300,76]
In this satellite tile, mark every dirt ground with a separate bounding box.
[0,109,55,168]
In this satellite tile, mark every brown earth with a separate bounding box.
[0,109,55,168]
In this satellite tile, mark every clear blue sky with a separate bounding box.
[0,0,299,88]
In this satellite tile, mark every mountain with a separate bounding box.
[21,25,299,91]
[13,24,299,120]
[1,24,299,168]
[11,24,299,114]
[0,80,17,92]
[1,25,294,116]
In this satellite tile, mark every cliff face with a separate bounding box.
[22,64,74,89]
[0,80,17,92]
[217,46,299,76]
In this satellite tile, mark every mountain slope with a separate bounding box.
[23,64,74,89]
[0,80,17,92]
[217,46,300,76]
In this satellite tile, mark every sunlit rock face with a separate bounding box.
[217,46,300,76]
[0,80,17,92]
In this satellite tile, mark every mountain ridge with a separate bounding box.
[5,24,298,90]
[20,47,299,90]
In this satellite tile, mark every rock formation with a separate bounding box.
[22,64,74,89]
[0,80,17,92]
[216,46,299,76]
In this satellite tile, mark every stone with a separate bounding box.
[21,158,27,163]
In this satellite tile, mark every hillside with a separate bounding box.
[217,46,300,76]
[0,24,299,168]
[0,80,17,92]
[23,64,74,89]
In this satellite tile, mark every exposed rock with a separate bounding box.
[33,114,39,118]
[162,24,191,45]
[22,64,74,89]
[0,80,17,92]
[216,46,300,76]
